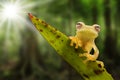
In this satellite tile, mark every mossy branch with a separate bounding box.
[28,13,113,80]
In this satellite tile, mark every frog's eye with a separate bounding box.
[93,24,100,32]
[76,22,84,29]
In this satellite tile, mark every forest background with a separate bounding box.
[0,0,120,80]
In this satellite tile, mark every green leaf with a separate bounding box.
[28,13,113,80]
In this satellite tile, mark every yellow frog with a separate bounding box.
[69,22,100,61]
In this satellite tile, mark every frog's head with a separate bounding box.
[76,22,100,40]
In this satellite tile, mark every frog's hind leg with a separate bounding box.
[79,53,96,63]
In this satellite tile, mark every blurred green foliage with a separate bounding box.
[0,0,120,80]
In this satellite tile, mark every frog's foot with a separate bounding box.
[96,60,104,68]
[69,37,74,46]
[87,54,97,61]
[75,44,79,48]
[69,36,73,39]
[79,54,104,68]
[79,53,88,60]
[69,36,79,48]
[79,53,90,58]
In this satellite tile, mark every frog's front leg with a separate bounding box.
[69,36,79,48]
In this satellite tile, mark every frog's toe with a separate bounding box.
[70,43,73,46]
[75,45,79,48]
[79,54,85,57]
[79,54,88,60]
[96,61,104,68]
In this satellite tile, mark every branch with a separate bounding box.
[28,13,113,80]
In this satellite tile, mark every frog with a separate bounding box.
[69,22,100,61]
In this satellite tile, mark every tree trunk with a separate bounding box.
[104,0,117,59]
[103,3,120,79]
[92,1,98,24]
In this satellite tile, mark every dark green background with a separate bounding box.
[0,0,120,80]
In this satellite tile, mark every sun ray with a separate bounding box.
[0,0,36,25]
[0,0,37,54]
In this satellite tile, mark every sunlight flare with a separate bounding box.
[0,0,36,22]
[0,0,36,49]
[0,0,36,34]
[2,4,19,19]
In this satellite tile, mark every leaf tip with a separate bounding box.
[28,13,34,19]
